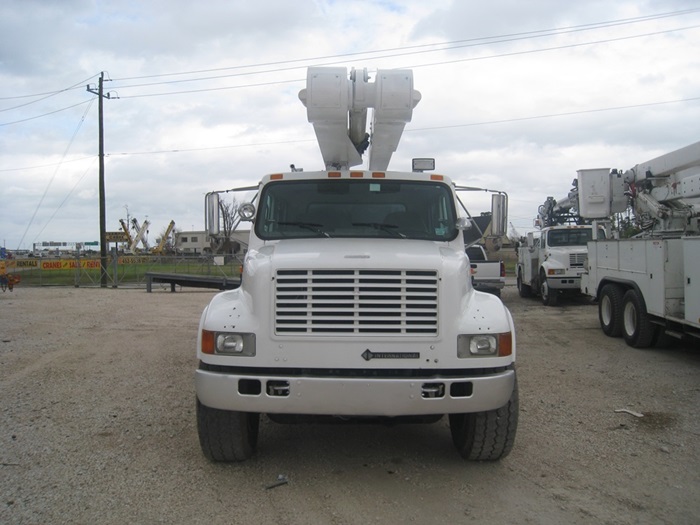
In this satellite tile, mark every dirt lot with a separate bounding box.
[1,284,699,524]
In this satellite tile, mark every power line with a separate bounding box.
[109,8,700,85]
[118,77,304,99]
[113,24,700,99]
[408,97,700,133]
[30,157,99,244]
[101,97,700,158]
[0,155,97,173]
[5,95,695,168]
[0,99,93,126]
[16,98,96,251]
[404,25,700,71]
[108,138,316,156]
[0,73,99,102]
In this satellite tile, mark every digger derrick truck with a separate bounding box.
[195,67,518,462]
[516,183,603,306]
[578,140,700,347]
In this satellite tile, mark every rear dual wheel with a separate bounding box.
[517,270,532,298]
[599,284,624,337]
[621,289,657,348]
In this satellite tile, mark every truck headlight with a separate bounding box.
[457,333,512,357]
[201,330,256,356]
[547,268,565,275]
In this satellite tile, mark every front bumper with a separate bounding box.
[472,279,505,290]
[547,276,581,290]
[195,366,515,416]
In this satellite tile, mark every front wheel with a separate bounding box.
[540,272,558,306]
[621,289,657,348]
[197,398,260,462]
[449,376,519,461]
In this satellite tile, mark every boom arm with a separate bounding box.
[298,67,421,171]
[536,180,583,227]
[577,141,700,235]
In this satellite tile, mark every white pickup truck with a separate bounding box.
[467,244,505,296]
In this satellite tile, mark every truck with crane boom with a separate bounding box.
[195,66,518,462]
[578,140,700,347]
[516,181,606,306]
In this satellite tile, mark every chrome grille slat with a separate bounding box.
[569,253,586,267]
[275,269,438,335]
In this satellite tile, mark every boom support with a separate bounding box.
[298,67,421,171]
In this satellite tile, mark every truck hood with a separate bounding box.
[252,238,458,271]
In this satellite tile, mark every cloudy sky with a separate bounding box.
[1,0,699,251]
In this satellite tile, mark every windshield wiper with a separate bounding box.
[352,222,405,238]
[277,221,330,237]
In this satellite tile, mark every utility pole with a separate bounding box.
[87,72,112,288]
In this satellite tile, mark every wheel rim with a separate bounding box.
[541,280,548,300]
[623,301,637,336]
[601,295,612,326]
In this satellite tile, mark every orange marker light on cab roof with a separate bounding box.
[430,174,444,181]
[372,172,385,178]
[350,171,363,178]
[328,172,341,178]
[270,173,283,180]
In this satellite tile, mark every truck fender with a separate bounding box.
[197,288,258,358]
[459,291,516,359]
[595,277,639,304]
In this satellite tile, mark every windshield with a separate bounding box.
[255,179,458,241]
[547,228,594,247]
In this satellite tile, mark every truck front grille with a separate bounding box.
[275,269,438,335]
[569,253,586,267]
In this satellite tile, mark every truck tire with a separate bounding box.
[599,284,624,337]
[449,376,519,461]
[196,398,260,462]
[517,270,532,298]
[539,271,558,306]
[621,289,657,348]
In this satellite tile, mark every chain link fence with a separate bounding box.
[4,254,244,288]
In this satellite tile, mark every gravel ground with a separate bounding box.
[1,284,699,524]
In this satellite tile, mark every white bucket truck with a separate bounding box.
[578,141,700,347]
[195,67,518,462]
[516,186,602,306]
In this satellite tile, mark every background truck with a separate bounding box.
[467,243,505,296]
[196,66,518,462]
[516,185,602,305]
[577,141,700,347]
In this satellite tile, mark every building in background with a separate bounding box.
[175,230,250,255]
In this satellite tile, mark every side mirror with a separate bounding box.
[527,232,535,249]
[205,192,220,236]
[238,203,256,221]
[490,193,507,237]
[456,217,472,230]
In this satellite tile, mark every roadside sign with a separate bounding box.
[105,232,128,242]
